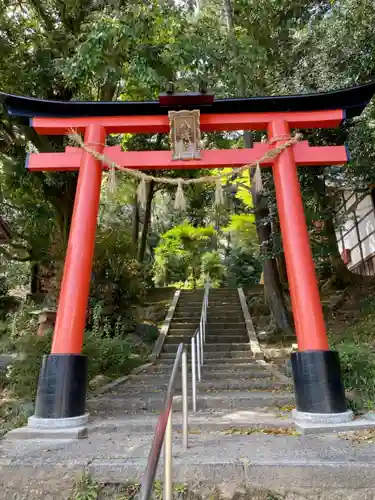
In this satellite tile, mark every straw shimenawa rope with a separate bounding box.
[69,131,303,209]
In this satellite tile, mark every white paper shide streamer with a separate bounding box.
[214,177,225,206]
[253,162,263,194]
[107,165,116,195]
[174,179,187,210]
[137,178,147,207]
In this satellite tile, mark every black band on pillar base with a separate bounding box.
[34,354,88,418]
[291,350,347,413]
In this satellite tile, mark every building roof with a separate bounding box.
[1,80,375,122]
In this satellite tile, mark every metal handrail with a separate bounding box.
[139,284,210,500]
[191,281,210,412]
[139,343,188,500]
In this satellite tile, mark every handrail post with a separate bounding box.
[139,344,184,500]
[200,319,204,365]
[205,306,207,341]
[191,337,197,412]
[164,410,173,500]
[196,329,201,382]
[182,346,188,448]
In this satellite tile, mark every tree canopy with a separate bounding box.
[0,0,374,333]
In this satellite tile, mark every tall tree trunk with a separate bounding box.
[30,262,41,294]
[100,82,117,101]
[132,192,140,252]
[138,181,154,263]
[272,218,288,283]
[277,252,288,284]
[224,0,291,332]
[253,189,293,333]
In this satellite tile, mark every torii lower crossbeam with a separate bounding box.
[27,142,348,172]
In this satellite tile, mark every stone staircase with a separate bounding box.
[6,289,375,499]
[88,288,294,416]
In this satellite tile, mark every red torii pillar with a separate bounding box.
[28,110,350,431]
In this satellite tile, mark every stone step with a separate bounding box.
[163,343,250,353]
[205,338,249,345]
[88,410,293,434]
[167,328,197,336]
[210,294,239,298]
[208,308,243,314]
[143,363,268,374]
[206,327,249,343]
[169,322,200,329]
[128,367,272,379]
[205,328,247,336]
[173,311,201,323]
[172,320,201,326]
[176,305,202,314]
[206,314,245,321]
[208,305,242,310]
[157,357,256,365]
[209,294,240,298]
[88,390,295,413]
[208,300,240,304]
[88,432,375,491]
[209,292,240,297]
[177,302,204,307]
[206,322,245,330]
[177,302,203,306]
[169,322,198,327]
[164,336,194,344]
[207,306,241,313]
[174,308,203,314]
[160,350,253,359]
[111,379,286,394]
[166,335,248,344]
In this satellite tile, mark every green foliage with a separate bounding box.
[7,301,38,343]
[225,246,262,288]
[0,261,29,294]
[153,223,216,287]
[201,251,225,284]
[222,214,261,286]
[223,214,257,250]
[170,275,204,290]
[7,333,52,399]
[0,399,33,437]
[336,341,375,402]
[90,225,143,333]
[330,296,375,410]
[5,330,147,399]
[2,301,149,400]
[70,474,99,500]
[83,331,147,381]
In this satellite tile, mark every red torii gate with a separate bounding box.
[2,81,375,434]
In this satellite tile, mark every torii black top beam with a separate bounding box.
[1,80,375,121]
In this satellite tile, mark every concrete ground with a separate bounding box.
[2,410,375,499]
